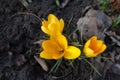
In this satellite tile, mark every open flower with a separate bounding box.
[83,36,107,58]
[41,14,64,37]
[40,34,81,60]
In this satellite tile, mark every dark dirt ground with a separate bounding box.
[0,0,120,80]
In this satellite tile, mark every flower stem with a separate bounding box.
[49,58,62,73]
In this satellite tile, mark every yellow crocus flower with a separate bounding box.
[41,14,64,37]
[40,34,81,60]
[83,36,107,58]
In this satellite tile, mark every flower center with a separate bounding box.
[58,47,64,54]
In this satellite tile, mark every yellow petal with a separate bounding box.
[48,14,59,24]
[42,20,48,28]
[48,23,60,35]
[42,40,64,60]
[84,36,107,57]
[59,19,64,32]
[89,36,97,43]
[55,35,68,49]
[40,50,63,60]
[90,40,103,51]
[52,54,64,60]
[84,39,91,49]
[95,44,107,55]
[41,14,64,35]
[41,20,49,34]
[84,39,96,57]
[64,46,81,59]
[40,51,53,59]
[90,36,97,41]
[42,40,59,54]
[41,26,50,34]
[84,48,96,57]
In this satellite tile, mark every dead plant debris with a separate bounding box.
[77,6,112,40]
[110,0,120,12]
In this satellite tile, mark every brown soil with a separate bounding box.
[0,0,120,80]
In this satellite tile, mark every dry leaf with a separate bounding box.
[77,7,112,40]
[61,0,70,8]
[105,31,120,46]
[77,17,102,40]
[110,0,120,12]
[33,40,44,46]
[19,0,29,8]
[85,7,112,27]
[34,56,48,71]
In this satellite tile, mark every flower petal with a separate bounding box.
[40,51,53,59]
[41,26,50,34]
[48,23,60,35]
[89,36,97,45]
[42,20,48,28]
[95,44,107,55]
[42,40,64,59]
[42,40,59,54]
[48,14,59,24]
[55,35,68,49]
[84,39,91,49]
[41,14,64,36]
[59,19,64,33]
[84,47,96,57]
[52,54,64,60]
[90,40,103,52]
[64,46,81,59]
[90,36,97,40]
[40,50,63,60]
[84,39,96,57]
[84,36,107,57]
